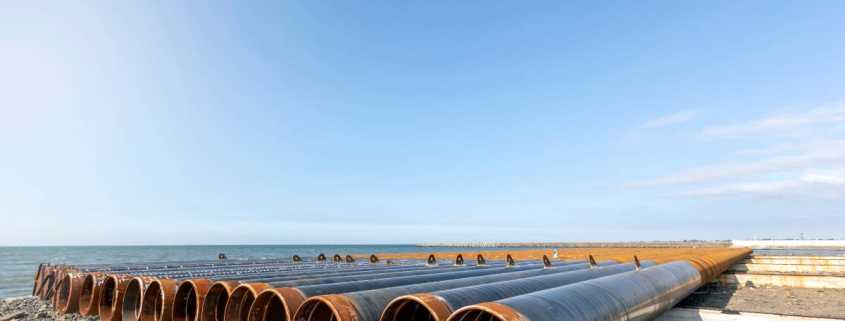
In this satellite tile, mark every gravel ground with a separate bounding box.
[0,297,97,321]
[680,283,845,319]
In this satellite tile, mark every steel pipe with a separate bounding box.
[79,273,106,316]
[195,264,466,321]
[99,275,131,321]
[57,273,85,314]
[380,261,654,321]
[141,278,180,321]
[122,276,158,321]
[295,260,622,321]
[447,261,701,321]
[247,262,548,321]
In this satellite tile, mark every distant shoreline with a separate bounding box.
[415,241,732,248]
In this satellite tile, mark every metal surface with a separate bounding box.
[296,260,620,321]
[248,262,549,321]
[380,261,655,321]
[448,261,704,321]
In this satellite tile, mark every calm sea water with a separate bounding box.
[0,245,540,298]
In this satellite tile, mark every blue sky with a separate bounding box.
[2,1,844,245]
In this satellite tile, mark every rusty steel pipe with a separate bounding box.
[295,260,623,321]
[173,279,214,321]
[174,264,431,321]
[198,264,473,321]
[200,281,241,321]
[99,275,131,321]
[57,274,85,314]
[379,261,654,321]
[122,276,158,321]
[141,279,180,321]
[79,273,106,316]
[246,262,549,321]
[447,261,702,321]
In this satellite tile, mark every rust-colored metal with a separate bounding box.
[450,302,527,321]
[57,273,85,314]
[99,275,132,321]
[295,294,361,321]
[201,281,241,321]
[79,273,105,316]
[141,278,179,321]
[247,288,306,321]
[173,279,213,321]
[224,283,271,321]
[381,293,453,321]
[123,276,157,321]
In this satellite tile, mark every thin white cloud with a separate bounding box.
[683,170,845,198]
[627,147,845,188]
[641,111,697,129]
[703,103,845,138]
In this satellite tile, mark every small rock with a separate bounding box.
[0,311,27,321]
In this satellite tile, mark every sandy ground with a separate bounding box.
[680,283,845,319]
[0,297,95,321]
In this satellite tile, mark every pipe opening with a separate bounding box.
[202,284,230,321]
[427,254,436,266]
[317,254,326,263]
[332,255,342,263]
[381,298,437,321]
[225,286,257,321]
[100,277,118,321]
[141,281,162,321]
[345,255,354,263]
[264,296,288,321]
[123,278,144,321]
[58,275,72,311]
[292,255,302,263]
[173,282,196,321]
[542,255,552,268]
[455,254,464,266]
[506,255,515,267]
[79,274,98,315]
[369,255,379,263]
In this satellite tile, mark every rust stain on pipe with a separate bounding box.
[173,279,213,321]
[247,288,306,321]
[201,281,241,321]
[141,278,179,321]
[224,283,271,321]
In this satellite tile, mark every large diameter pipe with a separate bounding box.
[447,261,701,321]
[247,262,549,321]
[296,260,623,321]
[173,279,214,321]
[200,264,473,321]
[211,266,490,321]
[100,275,132,321]
[57,273,85,314]
[141,279,180,321]
[79,273,106,316]
[167,266,439,321]
[122,277,158,321]
[380,261,654,321]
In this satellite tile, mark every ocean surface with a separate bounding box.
[0,244,541,298]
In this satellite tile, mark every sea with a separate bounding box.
[0,244,540,298]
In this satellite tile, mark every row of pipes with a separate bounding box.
[31,248,751,321]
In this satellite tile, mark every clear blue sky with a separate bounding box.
[2,1,844,245]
